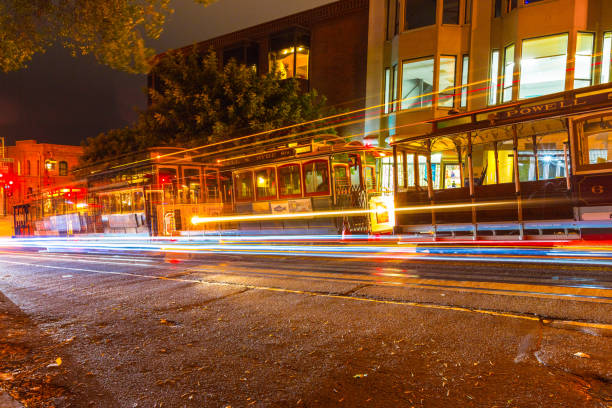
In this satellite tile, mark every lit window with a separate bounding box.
[254,167,277,200]
[438,56,456,108]
[45,160,56,171]
[384,68,391,114]
[574,32,594,89]
[278,164,302,198]
[602,32,612,84]
[519,33,568,99]
[303,160,329,195]
[401,57,434,109]
[502,44,515,102]
[234,171,254,201]
[404,0,437,30]
[460,55,469,107]
[269,29,310,80]
[488,50,500,105]
[442,0,459,24]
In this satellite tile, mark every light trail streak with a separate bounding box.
[190,200,516,225]
[1,234,612,267]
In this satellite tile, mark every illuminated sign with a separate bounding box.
[369,195,395,233]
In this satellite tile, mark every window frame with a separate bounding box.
[404,0,437,31]
[601,32,612,84]
[59,161,68,177]
[302,159,330,197]
[574,31,595,90]
[518,32,569,100]
[233,170,255,202]
[488,49,500,106]
[573,113,612,173]
[277,163,303,199]
[438,55,457,109]
[254,166,278,201]
[460,54,469,107]
[502,44,515,103]
[442,0,460,25]
[400,56,435,110]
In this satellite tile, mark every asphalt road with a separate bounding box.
[0,248,611,407]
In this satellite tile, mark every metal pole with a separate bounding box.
[467,132,476,239]
[426,139,436,239]
[512,125,524,240]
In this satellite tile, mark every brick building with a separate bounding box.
[149,0,370,136]
[3,140,82,215]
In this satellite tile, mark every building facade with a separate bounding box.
[365,0,612,142]
[4,140,83,214]
[149,0,370,136]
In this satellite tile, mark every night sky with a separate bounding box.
[0,0,334,147]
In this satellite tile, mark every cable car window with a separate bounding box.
[278,164,302,198]
[204,169,218,201]
[333,165,349,187]
[303,160,330,195]
[365,166,376,191]
[578,115,612,167]
[183,168,201,204]
[536,133,568,180]
[255,167,277,200]
[234,171,254,201]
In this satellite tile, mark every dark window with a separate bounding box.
[25,160,30,176]
[222,42,259,72]
[464,0,472,24]
[386,0,392,39]
[506,0,517,12]
[59,161,68,176]
[394,0,400,35]
[443,0,460,24]
[524,0,546,3]
[405,0,437,30]
[494,0,502,17]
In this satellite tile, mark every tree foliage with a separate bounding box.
[80,49,332,165]
[0,0,213,73]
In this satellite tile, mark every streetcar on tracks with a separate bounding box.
[13,137,394,236]
[390,84,612,239]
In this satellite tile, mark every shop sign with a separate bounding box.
[224,148,295,167]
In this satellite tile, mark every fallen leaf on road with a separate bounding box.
[56,357,62,366]
[0,372,14,381]
[573,352,590,358]
[353,373,368,378]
